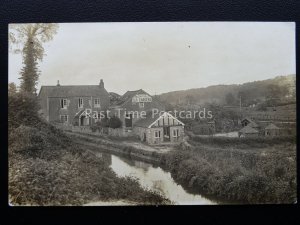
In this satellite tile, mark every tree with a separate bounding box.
[8,82,17,95]
[9,24,59,94]
[225,92,236,105]
[185,95,196,105]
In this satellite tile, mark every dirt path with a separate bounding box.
[65,130,177,153]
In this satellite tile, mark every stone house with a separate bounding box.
[38,79,110,126]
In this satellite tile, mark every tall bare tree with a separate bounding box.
[9,23,59,94]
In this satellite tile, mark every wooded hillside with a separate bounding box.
[158,74,296,106]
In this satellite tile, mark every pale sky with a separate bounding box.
[9,22,295,95]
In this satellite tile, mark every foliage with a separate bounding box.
[162,138,296,204]
[225,92,236,105]
[8,82,17,95]
[8,92,41,132]
[108,116,122,129]
[9,23,59,94]
[159,75,295,107]
[9,115,169,206]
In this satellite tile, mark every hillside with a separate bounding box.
[158,74,296,106]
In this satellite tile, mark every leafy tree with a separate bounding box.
[8,82,17,95]
[9,24,59,95]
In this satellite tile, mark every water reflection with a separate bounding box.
[109,154,215,205]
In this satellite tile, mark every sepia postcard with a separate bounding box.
[8,22,296,206]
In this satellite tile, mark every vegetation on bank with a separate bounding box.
[161,136,296,204]
[9,93,169,205]
[189,135,296,149]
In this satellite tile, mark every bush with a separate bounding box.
[108,116,122,129]
[8,92,41,131]
[162,141,296,204]
[189,135,296,149]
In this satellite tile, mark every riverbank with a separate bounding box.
[9,124,170,205]
[160,135,297,204]
[64,130,174,164]
[8,93,170,205]
[63,128,296,204]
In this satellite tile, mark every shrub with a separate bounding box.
[8,92,41,131]
[162,141,296,204]
[108,116,122,129]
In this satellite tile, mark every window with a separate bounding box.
[78,98,83,108]
[94,98,100,108]
[173,129,179,137]
[139,102,144,108]
[61,99,68,109]
[60,115,68,123]
[155,130,161,138]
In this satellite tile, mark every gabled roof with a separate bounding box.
[239,125,259,134]
[112,89,149,107]
[134,111,184,128]
[134,111,161,128]
[265,123,280,130]
[241,117,256,124]
[38,85,108,98]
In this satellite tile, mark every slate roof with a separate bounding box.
[38,85,108,98]
[239,125,259,134]
[134,111,161,128]
[265,123,280,130]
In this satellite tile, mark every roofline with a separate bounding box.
[148,111,185,128]
[119,89,149,107]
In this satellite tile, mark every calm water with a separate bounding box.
[108,154,215,205]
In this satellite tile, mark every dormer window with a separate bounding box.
[94,98,100,108]
[139,102,144,108]
[78,98,83,108]
[61,99,68,109]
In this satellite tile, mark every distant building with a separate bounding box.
[240,116,296,137]
[241,117,257,127]
[238,125,259,137]
[264,123,280,137]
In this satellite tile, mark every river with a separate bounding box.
[89,152,215,205]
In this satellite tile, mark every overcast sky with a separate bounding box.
[9,22,295,95]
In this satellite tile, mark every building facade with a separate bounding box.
[38,79,110,126]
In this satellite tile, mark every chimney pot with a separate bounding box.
[57,80,60,86]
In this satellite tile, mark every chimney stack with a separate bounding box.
[99,79,104,88]
[57,80,60,86]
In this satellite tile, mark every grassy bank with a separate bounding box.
[161,136,296,204]
[9,93,169,205]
